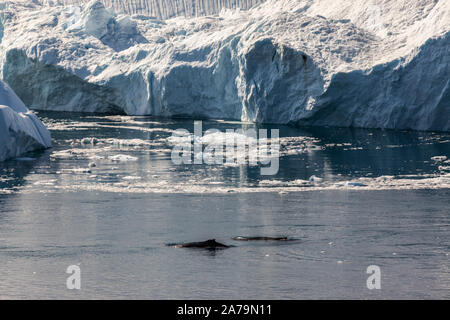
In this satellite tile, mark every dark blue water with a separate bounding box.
[0,112,449,299]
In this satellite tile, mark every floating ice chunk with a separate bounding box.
[109,154,138,161]
[309,175,323,183]
[0,80,51,161]
[81,137,99,145]
[289,179,312,186]
[122,176,141,180]
[51,150,73,159]
[346,181,368,187]
[167,133,193,145]
[105,138,151,146]
[61,168,92,174]
[259,180,285,186]
[431,156,448,162]
[33,179,57,186]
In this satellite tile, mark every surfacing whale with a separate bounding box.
[172,239,230,249]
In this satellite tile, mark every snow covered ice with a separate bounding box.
[0,80,52,161]
[0,0,449,131]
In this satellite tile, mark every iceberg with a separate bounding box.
[0,0,449,131]
[0,80,52,162]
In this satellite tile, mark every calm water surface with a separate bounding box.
[0,112,449,299]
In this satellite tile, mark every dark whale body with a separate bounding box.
[232,236,290,241]
[173,239,230,249]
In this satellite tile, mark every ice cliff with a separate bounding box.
[0,0,449,131]
[40,0,265,20]
[0,80,52,162]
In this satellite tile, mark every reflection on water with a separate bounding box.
[0,112,449,299]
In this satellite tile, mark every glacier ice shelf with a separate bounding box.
[0,0,449,131]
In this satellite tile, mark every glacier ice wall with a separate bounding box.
[38,0,265,20]
[0,80,52,162]
[0,0,449,131]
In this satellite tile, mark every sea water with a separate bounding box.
[0,112,448,299]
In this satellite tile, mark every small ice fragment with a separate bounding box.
[309,175,323,182]
[123,176,141,180]
[61,168,92,174]
[431,156,447,162]
[346,181,367,187]
[109,154,138,162]
[81,137,99,145]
